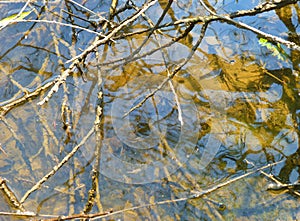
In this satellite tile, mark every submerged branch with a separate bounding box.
[0,80,54,116]
[2,159,284,220]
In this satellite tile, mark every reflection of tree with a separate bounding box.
[1,0,300,219]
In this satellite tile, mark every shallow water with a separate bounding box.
[0,0,300,220]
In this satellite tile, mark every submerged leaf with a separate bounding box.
[258,38,289,62]
[0,9,33,27]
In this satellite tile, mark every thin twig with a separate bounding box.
[190,160,285,199]
[0,0,31,30]
[129,0,184,125]
[157,0,299,29]
[245,159,300,197]
[99,22,194,68]
[66,0,158,64]
[198,0,300,50]
[66,0,109,22]
[123,22,208,117]
[2,19,106,37]
[0,159,286,220]
[121,0,173,65]
[37,0,158,105]
[97,0,299,67]
[20,127,95,203]
[82,35,105,216]
[39,160,285,220]
[0,143,7,156]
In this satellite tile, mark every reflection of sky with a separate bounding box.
[218,1,258,13]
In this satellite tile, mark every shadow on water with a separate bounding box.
[0,0,300,220]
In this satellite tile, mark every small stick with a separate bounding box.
[0,177,26,212]
[0,143,8,156]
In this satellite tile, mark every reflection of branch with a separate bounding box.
[36,0,299,106]
[66,0,109,23]
[82,33,106,216]
[134,0,183,126]
[66,0,158,64]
